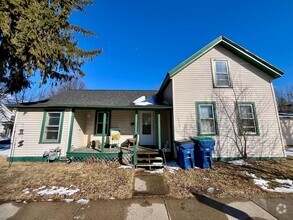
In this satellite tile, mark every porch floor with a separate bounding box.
[70,146,159,154]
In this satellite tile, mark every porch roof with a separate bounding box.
[8,89,172,110]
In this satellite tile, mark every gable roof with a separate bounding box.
[9,90,172,109]
[159,35,285,95]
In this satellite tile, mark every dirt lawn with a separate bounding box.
[0,157,135,202]
[0,156,292,202]
[164,157,293,198]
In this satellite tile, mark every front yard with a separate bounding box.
[0,156,292,203]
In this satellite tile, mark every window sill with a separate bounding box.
[213,86,233,89]
[197,133,218,136]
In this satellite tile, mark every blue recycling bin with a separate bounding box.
[174,140,195,169]
[190,137,215,169]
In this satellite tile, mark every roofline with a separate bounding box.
[158,35,285,94]
[10,104,173,110]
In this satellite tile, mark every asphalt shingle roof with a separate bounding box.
[11,90,171,109]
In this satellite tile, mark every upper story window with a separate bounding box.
[39,111,64,143]
[196,102,218,136]
[237,103,259,135]
[212,60,231,87]
[95,111,110,135]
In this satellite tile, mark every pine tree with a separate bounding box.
[0,0,101,94]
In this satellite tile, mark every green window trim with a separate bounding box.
[236,102,260,136]
[94,110,111,136]
[39,110,65,144]
[196,102,219,136]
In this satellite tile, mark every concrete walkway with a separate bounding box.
[0,197,292,220]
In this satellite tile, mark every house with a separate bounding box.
[0,104,14,137]
[279,103,293,146]
[8,35,286,164]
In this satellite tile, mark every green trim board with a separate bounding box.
[39,110,65,144]
[101,112,107,153]
[7,156,52,162]
[196,102,219,136]
[94,110,111,136]
[236,102,260,136]
[67,109,75,152]
[157,111,161,150]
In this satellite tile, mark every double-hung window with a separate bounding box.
[212,60,231,87]
[196,102,218,135]
[237,103,259,135]
[95,111,110,135]
[40,111,64,143]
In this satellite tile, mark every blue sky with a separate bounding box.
[69,0,293,90]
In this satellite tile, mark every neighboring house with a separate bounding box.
[279,103,293,146]
[8,35,286,163]
[0,104,14,137]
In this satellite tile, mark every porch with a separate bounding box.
[66,107,172,165]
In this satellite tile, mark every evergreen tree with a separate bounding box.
[0,0,101,94]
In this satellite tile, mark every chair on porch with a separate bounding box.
[109,128,121,149]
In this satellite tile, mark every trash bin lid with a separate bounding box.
[189,136,214,142]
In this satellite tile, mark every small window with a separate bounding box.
[197,102,218,135]
[95,111,110,135]
[40,111,64,143]
[237,103,259,135]
[212,60,231,87]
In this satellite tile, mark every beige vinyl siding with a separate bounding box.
[172,45,284,158]
[83,110,136,146]
[280,118,293,146]
[10,108,71,157]
[71,109,87,149]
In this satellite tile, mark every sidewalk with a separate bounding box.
[0,197,292,220]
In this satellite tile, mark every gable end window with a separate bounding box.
[39,111,64,144]
[237,103,259,135]
[196,102,218,135]
[95,111,110,135]
[212,60,231,87]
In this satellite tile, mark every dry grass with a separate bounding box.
[0,157,135,202]
[1,156,293,202]
[164,157,293,198]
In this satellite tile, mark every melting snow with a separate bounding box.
[133,96,156,106]
[76,199,89,205]
[286,148,293,157]
[245,172,293,193]
[228,159,249,166]
[165,161,181,174]
[64,199,74,203]
[36,186,80,196]
[145,168,164,174]
[118,165,133,169]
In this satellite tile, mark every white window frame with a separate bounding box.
[95,111,110,135]
[42,112,62,142]
[199,104,216,135]
[212,60,231,87]
[238,104,257,135]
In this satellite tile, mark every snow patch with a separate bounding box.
[286,148,293,157]
[228,159,249,166]
[76,199,89,205]
[245,172,293,193]
[145,168,164,174]
[133,96,156,106]
[64,199,74,203]
[36,186,80,196]
[22,188,30,194]
[118,165,133,169]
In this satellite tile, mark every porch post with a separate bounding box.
[157,111,161,150]
[67,109,75,152]
[133,110,138,166]
[101,112,107,153]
